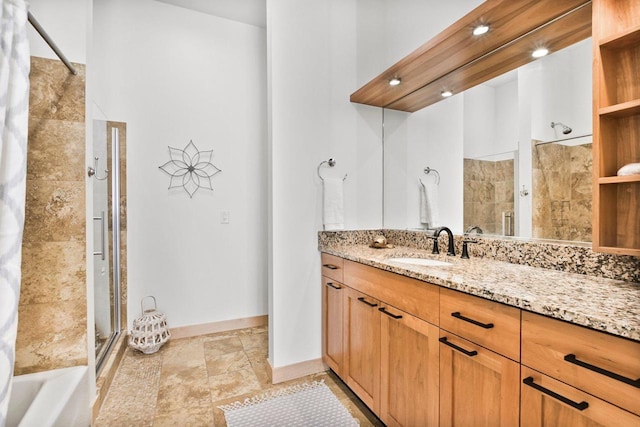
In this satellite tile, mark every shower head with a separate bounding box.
[551,121,572,135]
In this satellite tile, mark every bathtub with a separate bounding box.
[7,366,90,427]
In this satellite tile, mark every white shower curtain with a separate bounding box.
[0,0,30,425]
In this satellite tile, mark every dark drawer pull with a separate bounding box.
[325,282,342,290]
[379,307,403,319]
[523,376,589,411]
[357,297,377,307]
[451,312,494,329]
[564,354,640,388]
[323,264,339,270]
[439,337,478,357]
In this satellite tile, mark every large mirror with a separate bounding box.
[383,37,592,243]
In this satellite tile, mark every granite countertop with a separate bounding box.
[321,243,640,342]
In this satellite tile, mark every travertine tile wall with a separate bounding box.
[15,57,87,375]
[463,158,514,235]
[532,141,592,242]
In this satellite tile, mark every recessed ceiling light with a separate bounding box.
[389,77,401,86]
[473,24,490,36]
[441,90,453,98]
[532,47,549,58]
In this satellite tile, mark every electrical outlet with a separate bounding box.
[221,211,230,224]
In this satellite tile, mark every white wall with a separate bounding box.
[27,0,88,63]
[93,0,268,329]
[267,0,383,369]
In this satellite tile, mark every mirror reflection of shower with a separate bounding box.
[550,121,572,135]
[92,120,125,373]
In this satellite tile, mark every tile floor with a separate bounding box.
[95,326,383,426]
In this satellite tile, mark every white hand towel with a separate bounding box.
[419,179,439,228]
[324,178,344,230]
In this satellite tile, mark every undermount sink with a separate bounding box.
[385,257,452,267]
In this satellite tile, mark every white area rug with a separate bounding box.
[219,380,359,427]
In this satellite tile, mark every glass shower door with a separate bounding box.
[92,120,122,372]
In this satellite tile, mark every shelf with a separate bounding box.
[349,0,592,112]
[599,99,640,118]
[599,175,640,184]
[592,0,640,257]
[599,24,640,50]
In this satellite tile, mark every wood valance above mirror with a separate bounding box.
[350,0,592,112]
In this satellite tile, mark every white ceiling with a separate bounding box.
[154,0,266,28]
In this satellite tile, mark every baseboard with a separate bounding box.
[170,314,268,340]
[268,358,328,384]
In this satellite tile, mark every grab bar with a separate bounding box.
[93,211,105,260]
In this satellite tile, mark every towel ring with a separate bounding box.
[318,158,347,181]
[424,166,440,184]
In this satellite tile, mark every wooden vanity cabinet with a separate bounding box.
[522,311,640,421]
[329,257,440,425]
[438,289,521,427]
[521,367,640,427]
[321,254,345,376]
[380,303,440,427]
[439,332,520,427]
[321,276,344,376]
[322,254,640,426]
[343,286,381,413]
[440,288,521,361]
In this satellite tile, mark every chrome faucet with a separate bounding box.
[432,226,456,256]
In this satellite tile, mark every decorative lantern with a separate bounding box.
[128,296,170,354]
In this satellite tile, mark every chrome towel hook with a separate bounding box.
[87,157,109,180]
[318,158,347,181]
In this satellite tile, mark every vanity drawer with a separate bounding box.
[343,260,439,325]
[522,311,640,416]
[521,366,640,427]
[321,253,344,282]
[440,288,520,361]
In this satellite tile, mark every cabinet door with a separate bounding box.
[521,367,640,427]
[440,332,520,427]
[343,286,381,414]
[380,304,439,427]
[322,276,344,376]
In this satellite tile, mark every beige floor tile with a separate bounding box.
[160,337,204,364]
[249,359,271,387]
[208,367,262,401]
[95,350,162,427]
[157,359,210,414]
[198,330,239,343]
[153,409,215,427]
[238,332,267,351]
[244,346,268,363]
[206,350,251,376]
[97,327,382,427]
[203,336,243,358]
